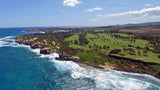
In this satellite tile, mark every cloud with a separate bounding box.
[61,10,64,13]
[100,6,160,17]
[145,4,152,7]
[86,6,103,12]
[90,19,100,21]
[91,6,160,23]
[63,0,81,7]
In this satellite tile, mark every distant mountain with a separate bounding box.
[113,21,160,27]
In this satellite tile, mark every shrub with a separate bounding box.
[154,44,160,53]
[142,49,148,56]
[128,44,133,47]
[74,40,78,44]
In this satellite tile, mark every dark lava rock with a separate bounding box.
[31,43,43,49]
[40,48,51,54]
[56,54,79,61]
[156,72,160,78]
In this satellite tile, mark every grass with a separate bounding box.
[65,35,79,43]
[77,52,106,65]
[112,51,160,64]
[65,32,160,64]
[46,45,57,49]
[67,33,148,51]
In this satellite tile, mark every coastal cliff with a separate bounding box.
[14,31,160,79]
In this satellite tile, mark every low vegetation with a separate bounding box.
[15,24,160,78]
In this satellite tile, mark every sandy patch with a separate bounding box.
[100,63,115,69]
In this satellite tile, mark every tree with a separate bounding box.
[138,50,141,56]
[107,46,110,49]
[154,44,160,53]
[136,46,141,49]
[128,44,132,47]
[96,45,99,48]
[94,43,96,47]
[143,49,147,56]
[103,45,107,49]
[128,48,135,55]
[74,40,78,44]
[134,38,136,43]
[122,45,127,52]
[158,55,160,58]
[145,47,149,51]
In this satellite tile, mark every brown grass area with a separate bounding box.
[135,57,145,60]
[120,25,160,34]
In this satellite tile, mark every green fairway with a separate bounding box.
[65,33,160,64]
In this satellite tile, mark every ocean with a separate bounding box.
[0,28,160,90]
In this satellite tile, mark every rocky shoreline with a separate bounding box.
[14,36,104,69]
[14,36,160,79]
[14,36,80,61]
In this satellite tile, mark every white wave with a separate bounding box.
[1,36,160,89]
[0,36,32,48]
[0,36,14,47]
[50,59,160,89]
[0,36,58,59]
[40,53,59,59]
[118,70,160,84]
[0,36,14,40]
[0,41,9,47]
[31,48,41,54]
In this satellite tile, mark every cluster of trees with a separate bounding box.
[79,33,89,45]
[134,33,160,42]
[134,33,160,52]
[111,34,136,43]
[122,45,148,56]
[88,43,110,50]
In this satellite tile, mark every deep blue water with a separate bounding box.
[0,28,160,90]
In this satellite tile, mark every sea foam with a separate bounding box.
[1,36,160,89]
[0,36,14,47]
[52,60,160,89]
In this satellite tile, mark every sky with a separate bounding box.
[0,0,160,27]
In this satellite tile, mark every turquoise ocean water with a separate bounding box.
[0,28,160,90]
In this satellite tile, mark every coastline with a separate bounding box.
[0,34,158,89]
[13,36,160,80]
